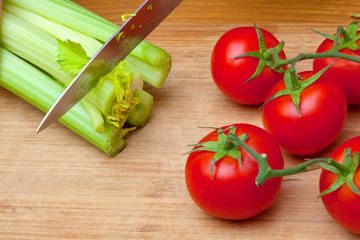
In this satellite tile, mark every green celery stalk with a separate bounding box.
[81,99,105,133]
[5,0,115,42]
[0,0,167,154]
[0,10,72,85]
[3,2,102,56]
[126,54,169,88]
[0,10,106,131]
[127,90,154,127]
[0,47,128,156]
[4,3,148,119]
[5,0,172,88]
[0,10,143,130]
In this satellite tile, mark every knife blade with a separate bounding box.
[36,0,182,133]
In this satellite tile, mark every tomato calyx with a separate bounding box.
[231,24,286,83]
[186,127,248,179]
[315,148,360,198]
[308,21,360,51]
[261,64,332,117]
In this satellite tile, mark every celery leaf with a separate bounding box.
[57,39,90,75]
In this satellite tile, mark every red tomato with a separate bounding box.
[320,136,360,234]
[211,27,287,105]
[313,35,360,104]
[262,71,347,156]
[185,123,284,220]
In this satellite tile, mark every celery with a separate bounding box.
[81,99,105,133]
[0,10,73,85]
[0,0,171,155]
[5,0,172,88]
[126,54,170,88]
[6,0,115,42]
[0,47,127,155]
[0,10,111,131]
[4,2,102,56]
[127,90,154,127]
[0,10,143,130]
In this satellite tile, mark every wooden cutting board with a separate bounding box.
[1,22,360,239]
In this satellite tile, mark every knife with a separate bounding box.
[36,0,182,133]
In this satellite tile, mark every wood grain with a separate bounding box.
[72,0,360,24]
[1,1,360,239]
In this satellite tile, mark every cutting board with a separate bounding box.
[1,22,360,239]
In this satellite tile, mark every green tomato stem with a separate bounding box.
[191,128,358,194]
[273,23,360,71]
[274,50,360,70]
[227,133,331,186]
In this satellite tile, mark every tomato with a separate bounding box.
[211,27,287,105]
[319,136,360,234]
[313,34,360,104]
[185,123,284,220]
[262,71,347,156]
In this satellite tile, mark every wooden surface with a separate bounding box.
[1,1,360,239]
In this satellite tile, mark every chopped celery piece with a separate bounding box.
[127,90,154,127]
[0,47,127,155]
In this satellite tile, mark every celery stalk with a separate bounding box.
[85,61,143,117]
[0,0,173,155]
[0,10,72,85]
[0,10,141,129]
[5,0,172,88]
[127,90,154,127]
[126,54,170,88]
[3,2,102,56]
[0,47,127,155]
[4,2,146,117]
[0,10,110,130]
[5,0,115,42]
[81,99,105,133]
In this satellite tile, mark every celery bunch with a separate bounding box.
[0,0,172,155]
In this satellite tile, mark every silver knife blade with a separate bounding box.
[36,0,182,133]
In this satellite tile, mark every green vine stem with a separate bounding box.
[227,131,360,197]
[233,22,360,86]
[225,132,327,186]
[242,22,360,117]
[273,22,360,77]
[187,126,360,197]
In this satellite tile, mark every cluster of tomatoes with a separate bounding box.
[185,24,360,234]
